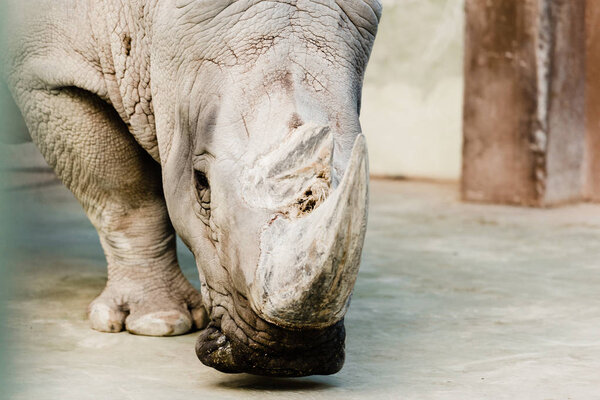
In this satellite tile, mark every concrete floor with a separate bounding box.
[3,162,600,399]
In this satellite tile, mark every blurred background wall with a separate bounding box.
[361,0,464,181]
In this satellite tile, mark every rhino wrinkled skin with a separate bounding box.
[2,0,380,376]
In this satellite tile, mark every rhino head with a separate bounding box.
[151,0,380,376]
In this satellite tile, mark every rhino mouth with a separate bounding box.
[195,321,344,377]
[194,289,345,377]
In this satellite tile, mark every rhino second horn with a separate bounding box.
[249,134,369,330]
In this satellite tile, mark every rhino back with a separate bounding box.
[3,0,158,161]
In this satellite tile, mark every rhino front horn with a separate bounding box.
[249,134,369,330]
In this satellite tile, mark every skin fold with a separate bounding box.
[2,0,381,376]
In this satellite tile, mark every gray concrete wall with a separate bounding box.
[361,0,464,181]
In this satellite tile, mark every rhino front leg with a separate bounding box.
[14,85,207,336]
[89,201,208,336]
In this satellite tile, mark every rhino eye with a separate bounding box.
[194,170,209,192]
[193,169,211,223]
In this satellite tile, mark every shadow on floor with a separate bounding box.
[212,374,336,392]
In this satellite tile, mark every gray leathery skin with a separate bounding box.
[2,0,380,376]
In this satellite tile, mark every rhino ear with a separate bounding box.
[249,134,369,330]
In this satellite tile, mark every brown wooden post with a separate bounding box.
[462,0,585,206]
[586,0,600,201]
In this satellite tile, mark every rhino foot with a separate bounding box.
[88,272,208,337]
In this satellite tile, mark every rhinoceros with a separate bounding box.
[1,0,381,376]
